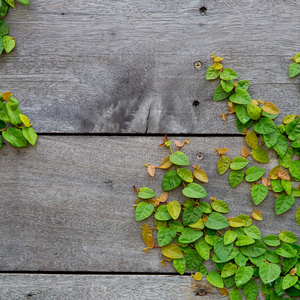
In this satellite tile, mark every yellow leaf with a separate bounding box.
[194,169,208,183]
[142,225,154,249]
[220,288,229,297]
[262,102,280,114]
[283,114,296,124]
[241,146,249,158]
[193,165,200,170]
[270,165,280,180]
[161,243,183,259]
[189,218,204,230]
[228,101,236,113]
[251,99,259,106]
[143,248,148,254]
[242,128,247,135]
[252,209,263,220]
[147,165,155,177]
[167,201,181,220]
[160,260,166,267]
[229,217,245,227]
[191,272,203,281]
[246,130,258,149]
[1,91,12,101]
[214,62,223,70]
[278,169,290,180]
[160,156,173,169]
[221,114,227,121]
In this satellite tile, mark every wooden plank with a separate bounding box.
[0,0,299,133]
[0,274,260,300]
[0,136,298,272]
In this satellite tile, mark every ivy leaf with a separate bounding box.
[155,205,172,221]
[195,238,210,260]
[275,243,297,258]
[275,194,295,215]
[135,202,154,221]
[22,127,37,146]
[182,183,207,198]
[253,117,276,134]
[211,200,230,213]
[2,127,27,147]
[282,274,298,290]
[220,68,238,80]
[235,235,255,246]
[193,169,208,183]
[243,280,258,300]
[229,88,252,105]
[178,227,203,244]
[273,134,288,158]
[204,212,229,230]
[236,118,253,133]
[169,220,184,232]
[244,225,261,239]
[230,157,249,170]
[292,187,300,197]
[7,107,22,125]
[186,249,203,271]
[162,170,182,191]
[240,239,267,258]
[235,266,253,286]
[289,62,300,77]
[217,156,231,175]
[286,117,300,140]
[229,170,244,188]
[262,235,281,247]
[221,263,237,278]
[182,206,202,226]
[259,262,281,284]
[296,208,300,226]
[207,270,224,288]
[161,243,183,259]
[263,250,280,264]
[4,0,15,7]
[252,147,270,163]
[264,132,278,148]
[138,187,156,199]
[279,147,293,168]
[281,179,292,195]
[229,217,246,227]
[167,201,181,220]
[169,151,190,166]
[224,230,237,245]
[17,0,30,5]
[0,2,8,18]
[245,166,266,182]
[251,184,268,205]
[0,19,9,37]
[279,231,297,244]
[283,114,296,124]
[246,130,258,149]
[237,80,249,90]
[173,257,186,275]
[229,289,242,300]
[238,215,252,227]
[157,226,177,246]
[262,102,280,115]
[221,79,235,92]
[236,104,251,124]
[3,36,15,53]
[177,168,193,183]
[213,84,232,101]
[206,66,222,80]
[289,160,300,181]
[247,104,262,121]
[0,101,10,122]
[214,238,233,261]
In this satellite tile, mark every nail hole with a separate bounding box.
[27,293,33,298]
[196,152,204,160]
[196,289,207,296]
[194,61,202,70]
[199,7,207,14]
[193,101,200,107]
[61,13,65,15]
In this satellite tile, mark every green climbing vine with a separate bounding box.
[133,53,300,299]
[0,0,30,54]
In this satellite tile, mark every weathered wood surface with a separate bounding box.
[0,274,260,300]
[0,0,299,133]
[0,136,298,273]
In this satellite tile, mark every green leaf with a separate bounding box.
[229,216,246,228]
[155,205,172,221]
[230,157,249,170]
[220,68,238,80]
[157,226,176,246]
[229,289,242,300]
[197,263,208,276]
[262,235,280,247]
[281,179,292,195]
[240,239,267,258]
[0,1,8,18]
[4,0,14,7]
[292,187,300,197]
[272,180,284,192]
[2,127,27,147]
[224,230,237,245]
[286,117,300,140]
[206,66,222,80]
[182,206,202,226]
[204,212,229,230]
[237,80,249,90]
[279,231,297,244]
[186,249,203,271]
[275,194,295,215]
[162,170,182,191]
[244,225,261,239]
[178,227,203,244]
[251,184,268,205]
[264,132,278,148]
[236,118,253,133]
[217,156,231,175]
[169,151,190,166]
[167,201,181,220]
[244,280,258,300]
[229,88,252,105]
[245,166,266,182]
[195,238,210,260]
[221,263,237,278]
[168,220,184,232]
[259,262,281,284]
[0,101,10,122]
[246,130,258,149]
[198,202,212,214]
[221,79,235,92]
[7,107,22,125]
[252,147,270,163]
[0,18,9,37]
[138,187,156,199]
[214,238,233,261]
[213,84,232,101]
[22,127,37,146]
[135,202,154,221]
[177,168,193,183]
[236,104,251,124]
[17,0,30,4]
[235,235,255,246]
[188,217,204,230]
[263,250,280,264]
[213,248,239,263]
[207,270,224,288]
[238,215,252,227]
[289,160,300,181]
[182,183,207,198]
[235,266,253,286]
[282,274,298,290]
[7,97,19,111]
[234,252,248,266]
[296,208,300,226]
[211,200,230,213]
[275,243,297,258]
[291,139,300,148]
[273,135,288,158]
[279,147,293,168]
[282,256,298,273]
[253,117,276,134]
[161,243,183,259]
[229,170,244,188]
[173,257,186,275]
[289,62,300,77]
[247,104,262,121]
[3,35,15,53]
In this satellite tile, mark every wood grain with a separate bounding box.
[0,136,298,272]
[0,0,299,133]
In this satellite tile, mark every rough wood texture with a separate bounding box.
[0,0,299,133]
[0,274,255,300]
[0,136,298,273]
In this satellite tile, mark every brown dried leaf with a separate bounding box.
[278,169,290,180]
[228,101,236,113]
[143,248,149,254]
[159,192,168,203]
[241,146,249,158]
[175,141,184,148]
[147,165,155,177]
[262,178,270,187]
[221,114,227,121]
[194,169,209,183]
[252,209,263,221]
[251,99,259,106]
[160,156,173,169]
[220,288,229,297]
[218,147,229,155]
[202,216,208,222]
[193,165,200,170]
[159,133,169,147]
[142,225,155,249]
[270,165,280,180]
[262,102,280,114]
[242,128,247,135]
[160,260,166,267]
[290,268,297,276]
[2,91,12,101]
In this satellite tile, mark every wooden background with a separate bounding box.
[0,0,299,299]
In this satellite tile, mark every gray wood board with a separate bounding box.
[0,136,299,272]
[0,274,262,300]
[0,0,299,133]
